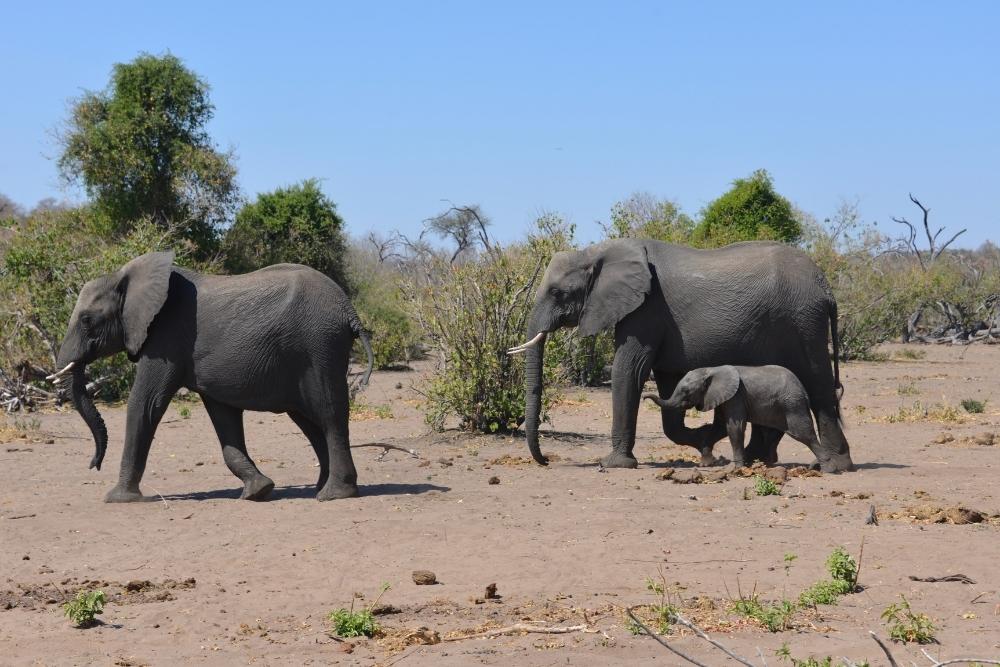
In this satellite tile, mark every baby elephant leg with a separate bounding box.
[723,406,748,469]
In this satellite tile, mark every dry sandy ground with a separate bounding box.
[2,343,999,666]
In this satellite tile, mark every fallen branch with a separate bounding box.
[870,631,900,667]
[909,574,976,584]
[668,611,756,667]
[920,648,1000,666]
[624,607,709,667]
[443,622,593,642]
[350,442,421,460]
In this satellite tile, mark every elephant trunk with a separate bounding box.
[522,332,548,465]
[68,365,108,471]
[641,392,672,409]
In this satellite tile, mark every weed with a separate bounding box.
[63,589,106,627]
[799,547,858,606]
[960,398,986,414]
[644,572,679,634]
[776,644,870,667]
[731,594,794,632]
[328,582,391,638]
[894,348,926,360]
[896,382,920,396]
[178,405,191,419]
[350,400,394,420]
[886,401,965,424]
[13,416,41,432]
[754,475,780,496]
[881,595,936,644]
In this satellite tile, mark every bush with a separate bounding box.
[0,208,200,400]
[881,595,936,644]
[960,398,986,414]
[328,583,390,638]
[63,589,106,627]
[693,169,802,247]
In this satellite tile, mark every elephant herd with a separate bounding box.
[51,239,854,503]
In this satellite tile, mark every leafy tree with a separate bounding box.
[693,169,801,246]
[603,192,694,244]
[57,53,238,253]
[222,179,351,291]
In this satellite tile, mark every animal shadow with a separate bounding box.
[163,482,449,502]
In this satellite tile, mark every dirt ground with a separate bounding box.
[2,343,999,666]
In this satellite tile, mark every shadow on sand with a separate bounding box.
[162,482,449,502]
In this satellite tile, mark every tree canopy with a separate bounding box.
[692,169,801,246]
[222,179,351,291]
[57,53,238,253]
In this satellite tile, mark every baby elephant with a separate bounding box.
[643,365,819,469]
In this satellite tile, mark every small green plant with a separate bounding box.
[753,475,780,496]
[644,573,679,634]
[960,398,986,414]
[178,405,191,419]
[881,595,936,644]
[897,382,920,396]
[731,594,794,632]
[63,589,106,627]
[776,644,870,667]
[894,348,926,360]
[328,582,391,638]
[799,547,858,606]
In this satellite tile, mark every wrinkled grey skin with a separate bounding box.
[56,252,374,503]
[521,239,852,472]
[643,365,821,469]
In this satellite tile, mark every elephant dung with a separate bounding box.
[412,570,438,585]
[763,467,788,484]
[670,469,703,484]
[654,468,675,481]
[701,469,730,483]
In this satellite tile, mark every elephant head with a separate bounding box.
[49,251,175,471]
[510,240,651,465]
[643,366,740,412]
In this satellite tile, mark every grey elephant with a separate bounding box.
[48,251,374,503]
[510,239,852,472]
[642,365,820,469]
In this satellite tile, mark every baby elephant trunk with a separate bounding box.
[642,392,679,410]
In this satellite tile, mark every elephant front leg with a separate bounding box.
[204,397,274,501]
[601,340,652,469]
[106,365,180,503]
[724,411,748,470]
[655,376,726,465]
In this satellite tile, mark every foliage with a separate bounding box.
[0,207,201,400]
[730,594,795,632]
[799,547,858,606]
[328,582,390,638]
[693,169,801,246]
[961,398,986,414]
[63,589,106,627]
[881,595,936,644]
[754,475,781,496]
[602,192,695,244]
[57,53,238,255]
[223,179,351,291]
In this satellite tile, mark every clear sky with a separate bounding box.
[2,2,997,247]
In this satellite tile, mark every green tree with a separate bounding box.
[603,192,694,244]
[57,53,238,253]
[222,179,351,291]
[693,169,801,246]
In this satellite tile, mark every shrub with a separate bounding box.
[63,589,106,627]
[328,583,390,638]
[730,594,795,632]
[692,169,802,246]
[881,595,936,644]
[961,398,986,414]
[799,547,858,606]
[754,475,781,496]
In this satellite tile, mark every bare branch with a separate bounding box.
[869,631,901,667]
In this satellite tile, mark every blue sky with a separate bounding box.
[2,2,997,247]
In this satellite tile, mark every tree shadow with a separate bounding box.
[162,482,450,502]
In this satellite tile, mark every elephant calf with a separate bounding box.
[643,365,819,469]
[49,251,374,503]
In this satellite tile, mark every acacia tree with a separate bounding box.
[222,179,351,291]
[693,169,801,246]
[57,53,238,254]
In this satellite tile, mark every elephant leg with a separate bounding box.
[106,363,181,503]
[203,396,273,501]
[313,377,358,501]
[745,425,782,466]
[289,411,329,492]
[654,375,726,465]
[601,339,652,469]
[725,412,748,470]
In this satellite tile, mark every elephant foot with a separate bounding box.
[817,452,855,474]
[317,481,359,501]
[600,451,638,469]
[241,475,275,501]
[699,450,728,467]
[104,486,152,503]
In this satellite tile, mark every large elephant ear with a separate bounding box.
[577,241,651,337]
[702,365,740,411]
[117,251,175,356]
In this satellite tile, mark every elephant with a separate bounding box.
[511,238,852,472]
[642,365,821,470]
[48,251,374,503]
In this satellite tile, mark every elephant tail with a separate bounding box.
[352,317,374,390]
[829,299,844,414]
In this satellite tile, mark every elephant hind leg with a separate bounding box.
[203,396,274,501]
[289,411,328,491]
[746,425,782,466]
[306,373,358,501]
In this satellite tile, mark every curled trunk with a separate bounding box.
[69,366,108,471]
[523,334,547,465]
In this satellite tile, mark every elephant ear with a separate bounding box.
[702,365,740,411]
[577,242,651,337]
[117,251,175,356]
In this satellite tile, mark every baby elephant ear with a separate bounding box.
[117,251,175,356]
[702,365,740,411]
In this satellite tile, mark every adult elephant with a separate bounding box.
[512,239,852,472]
[48,251,374,502]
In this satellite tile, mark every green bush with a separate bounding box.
[63,589,106,627]
[881,595,936,644]
[692,169,801,247]
[961,398,986,414]
[0,208,200,400]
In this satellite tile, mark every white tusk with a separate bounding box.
[506,332,546,356]
[46,362,75,381]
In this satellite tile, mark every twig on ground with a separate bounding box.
[669,612,756,667]
[350,442,420,460]
[919,648,1000,666]
[443,622,593,642]
[870,631,900,667]
[853,534,865,591]
[908,574,975,584]
[624,606,708,667]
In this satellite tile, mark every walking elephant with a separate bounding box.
[511,239,852,472]
[49,251,374,502]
